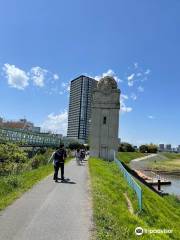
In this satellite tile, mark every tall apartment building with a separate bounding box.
[67,75,97,143]
[165,144,172,152]
[177,145,180,153]
[159,144,165,152]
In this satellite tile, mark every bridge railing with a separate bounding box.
[114,152,142,211]
[0,127,61,147]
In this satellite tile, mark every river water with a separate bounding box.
[130,157,180,196]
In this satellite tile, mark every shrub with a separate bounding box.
[31,158,41,169]
[0,143,28,163]
[5,175,21,188]
[31,152,49,169]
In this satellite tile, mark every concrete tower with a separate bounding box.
[90,76,120,161]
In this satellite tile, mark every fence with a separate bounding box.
[114,153,142,211]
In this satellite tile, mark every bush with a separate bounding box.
[31,157,41,169]
[31,151,50,169]
[5,175,21,188]
[0,143,28,164]
[0,144,52,174]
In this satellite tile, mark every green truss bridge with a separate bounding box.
[0,127,62,147]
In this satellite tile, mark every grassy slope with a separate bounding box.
[89,157,180,240]
[162,153,180,160]
[0,157,72,211]
[149,153,180,171]
[117,152,147,164]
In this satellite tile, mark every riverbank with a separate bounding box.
[89,157,180,239]
[117,152,148,164]
[127,152,180,196]
[128,153,180,172]
[146,153,180,173]
[117,152,180,173]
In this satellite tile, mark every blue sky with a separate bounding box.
[0,0,180,146]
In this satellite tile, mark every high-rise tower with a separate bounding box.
[67,75,97,143]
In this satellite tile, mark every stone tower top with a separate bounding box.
[97,76,117,91]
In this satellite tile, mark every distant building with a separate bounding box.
[172,147,177,152]
[0,118,41,133]
[177,145,180,153]
[67,75,97,143]
[165,144,172,152]
[133,146,138,150]
[54,133,63,139]
[0,117,3,126]
[30,126,41,133]
[159,144,165,152]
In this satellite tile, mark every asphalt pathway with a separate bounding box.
[0,159,92,240]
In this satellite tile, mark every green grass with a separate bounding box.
[147,153,180,172]
[0,157,72,211]
[89,157,180,240]
[117,152,148,164]
[162,152,180,160]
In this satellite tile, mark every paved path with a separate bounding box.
[131,154,157,162]
[0,159,92,240]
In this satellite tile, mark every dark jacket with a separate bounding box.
[54,148,67,163]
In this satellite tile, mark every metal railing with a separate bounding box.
[114,153,142,211]
[0,127,61,147]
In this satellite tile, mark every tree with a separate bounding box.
[148,144,158,153]
[118,142,135,152]
[139,144,158,153]
[68,142,84,150]
[139,144,148,153]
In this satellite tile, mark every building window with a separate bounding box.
[103,116,107,124]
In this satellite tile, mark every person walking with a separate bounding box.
[80,149,85,163]
[49,144,67,182]
[75,148,81,165]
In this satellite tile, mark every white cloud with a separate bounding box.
[137,86,144,92]
[120,94,132,113]
[148,115,155,119]
[61,82,66,87]
[121,104,133,113]
[30,66,47,87]
[61,82,70,92]
[94,69,122,83]
[127,73,135,86]
[41,110,68,135]
[127,73,135,81]
[131,93,137,100]
[2,63,61,91]
[145,69,151,75]
[53,74,59,80]
[121,94,128,100]
[136,72,142,77]
[134,62,138,69]
[3,63,29,90]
